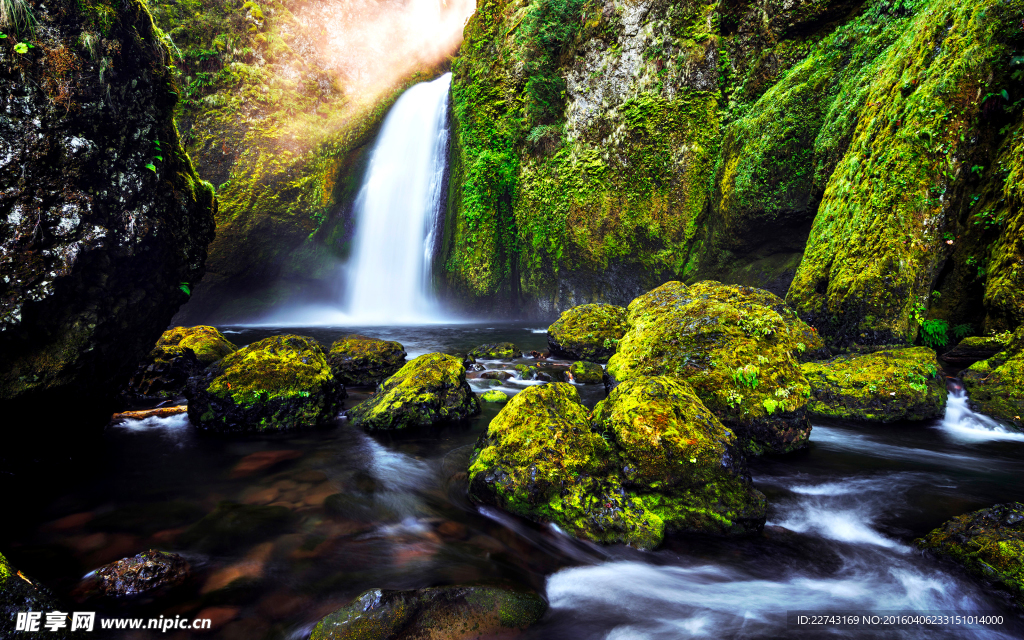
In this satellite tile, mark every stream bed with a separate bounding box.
[6,323,1024,639]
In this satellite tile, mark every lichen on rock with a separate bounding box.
[327,334,407,387]
[186,334,344,432]
[802,347,947,422]
[547,304,628,363]
[607,281,827,454]
[346,353,480,430]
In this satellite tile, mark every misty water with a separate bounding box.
[4,324,1024,639]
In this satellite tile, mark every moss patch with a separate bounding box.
[158,326,237,365]
[327,334,407,387]
[568,361,604,384]
[547,303,628,363]
[962,327,1024,429]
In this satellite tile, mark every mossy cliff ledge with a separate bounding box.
[917,502,1024,608]
[346,353,480,431]
[468,380,766,550]
[0,0,216,431]
[547,304,628,363]
[962,327,1024,429]
[607,281,828,455]
[310,585,548,640]
[327,334,407,388]
[802,347,947,422]
[186,335,344,432]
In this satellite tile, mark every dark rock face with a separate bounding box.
[917,502,1024,607]
[309,585,547,640]
[186,335,345,433]
[327,334,406,387]
[1,551,80,638]
[0,0,216,432]
[88,550,191,598]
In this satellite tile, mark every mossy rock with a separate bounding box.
[607,281,827,455]
[1,551,82,638]
[327,334,407,387]
[346,353,480,430]
[801,347,947,422]
[186,335,345,433]
[468,342,520,360]
[157,326,238,366]
[468,380,765,549]
[514,364,538,380]
[943,336,1008,369]
[917,503,1024,607]
[310,584,547,640]
[480,389,509,403]
[547,304,628,363]
[79,550,191,599]
[962,328,1024,429]
[178,502,293,554]
[569,361,604,385]
[124,345,203,401]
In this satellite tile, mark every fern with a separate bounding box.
[920,319,949,348]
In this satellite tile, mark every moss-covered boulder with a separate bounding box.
[514,364,538,380]
[310,585,547,640]
[569,361,604,385]
[607,281,827,455]
[327,334,407,387]
[156,326,237,365]
[480,389,509,403]
[942,336,1008,369]
[801,348,947,422]
[186,335,344,432]
[346,353,480,430]
[962,328,1024,429]
[917,503,1024,607]
[468,380,765,549]
[547,304,628,363]
[1,551,79,638]
[468,343,520,360]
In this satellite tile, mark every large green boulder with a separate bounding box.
[346,353,480,430]
[962,327,1024,429]
[917,503,1024,607]
[801,348,947,422]
[547,304,628,363]
[186,335,345,432]
[327,334,407,387]
[468,380,765,550]
[310,585,547,640]
[607,281,827,455]
[157,326,237,365]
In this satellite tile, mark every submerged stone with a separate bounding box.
[962,328,1024,430]
[607,281,827,455]
[157,326,238,366]
[917,503,1024,608]
[327,334,407,387]
[801,347,947,422]
[547,304,629,363]
[179,502,292,554]
[346,353,480,430]
[186,335,345,433]
[86,550,191,598]
[468,342,521,360]
[480,389,509,403]
[310,584,547,640]
[569,361,604,384]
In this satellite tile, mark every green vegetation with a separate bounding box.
[961,326,1024,428]
[920,319,950,348]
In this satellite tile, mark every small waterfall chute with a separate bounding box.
[936,382,1024,442]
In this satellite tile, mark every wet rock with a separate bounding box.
[157,326,238,365]
[480,370,513,381]
[123,346,203,402]
[607,281,828,455]
[187,335,345,433]
[801,347,947,422]
[942,336,1008,369]
[327,335,407,387]
[87,550,191,598]
[346,353,480,431]
[528,350,548,360]
[547,304,628,363]
[917,502,1024,607]
[468,380,766,549]
[1,552,80,638]
[468,342,521,360]
[479,390,508,403]
[0,0,216,433]
[534,371,555,382]
[515,364,538,380]
[112,405,188,421]
[568,361,604,384]
[309,584,547,640]
[962,327,1024,429]
[179,502,292,553]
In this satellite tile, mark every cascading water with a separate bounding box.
[343,72,452,323]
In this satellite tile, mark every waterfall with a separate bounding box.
[936,381,1024,442]
[343,72,452,323]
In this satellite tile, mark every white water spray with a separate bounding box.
[936,383,1024,442]
[343,72,452,323]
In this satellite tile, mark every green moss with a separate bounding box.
[962,326,1024,428]
[568,360,603,384]
[547,303,627,362]
[480,389,509,403]
[801,347,947,421]
[157,325,237,365]
[327,334,406,387]
[346,353,480,430]
[468,342,520,360]
[607,281,825,454]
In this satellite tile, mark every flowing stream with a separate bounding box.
[6,326,1024,639]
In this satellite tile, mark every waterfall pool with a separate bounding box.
[5,324,1024,639]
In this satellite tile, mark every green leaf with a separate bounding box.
[1001,89,1009,101]
[145,163,156,172]
[154,156,163,161]
[14,42,28,54]
[179,283,191,295]
[0,34,7,39]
